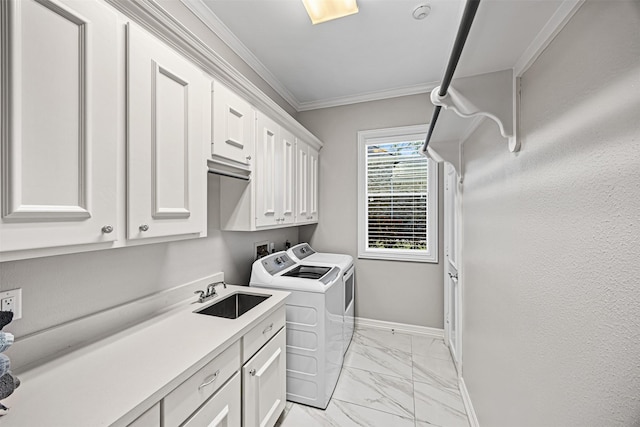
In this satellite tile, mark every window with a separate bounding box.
[357,125,438,263]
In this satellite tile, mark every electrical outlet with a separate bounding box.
[0,289,22,320]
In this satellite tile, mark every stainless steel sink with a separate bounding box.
[195,292,270,319]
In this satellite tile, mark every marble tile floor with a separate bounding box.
[275,326,470,427]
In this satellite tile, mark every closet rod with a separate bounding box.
[422,0,481,152]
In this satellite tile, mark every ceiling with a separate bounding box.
[184,0,568,111]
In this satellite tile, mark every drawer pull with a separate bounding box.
[262,323,274,335]
[198,369,220,390]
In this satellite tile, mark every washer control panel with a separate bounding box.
[291,243,316,260]
[261,252,296,276]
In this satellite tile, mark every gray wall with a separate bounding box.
[298,95,444,328]
[461,1,640,425]
[0,175,297,341]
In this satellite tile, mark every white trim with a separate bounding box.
[103,0,323,151]
[180,0,437,112]
[356,317,445,339]
[357,124,438,264]
[459,377,480,427]
[179,0,301,111]
[297,82,438,112]
[513,0,585,77]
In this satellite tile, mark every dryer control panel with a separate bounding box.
[261,252,296,276]
[291,243,316,260]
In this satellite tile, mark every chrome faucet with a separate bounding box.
[194,282,227,303]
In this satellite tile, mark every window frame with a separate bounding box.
[357,124,438,263]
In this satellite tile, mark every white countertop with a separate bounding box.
[0,285,289,427]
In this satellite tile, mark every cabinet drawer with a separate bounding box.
[128,403,160,427]
[164,340,241,427]
[242,306,285,362]
[182,372,241,427]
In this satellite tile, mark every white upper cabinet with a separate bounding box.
[127,23,208,241]
[295,139,319,225]
[255,113,295,228]
[0,0,118,253]
[212,81,255,167]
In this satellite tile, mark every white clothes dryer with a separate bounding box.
[250,251,344,409]
[287,243,355,354]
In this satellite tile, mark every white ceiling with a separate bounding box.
[184,0,568,111]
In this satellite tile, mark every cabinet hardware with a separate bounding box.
[249,368,256,376]
[262,323,273,334]
[198,369,220,389]
[139,224,149,232]
[101,225,113,234]
[246,155,252,160]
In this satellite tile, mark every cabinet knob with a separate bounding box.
[139,224,149,232]
[101,225,113,234]
[249,368,256,376]
[246,155,252,160]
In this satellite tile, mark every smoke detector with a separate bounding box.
[413,5,431,20]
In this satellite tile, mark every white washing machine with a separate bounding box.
[287,243,355,354]
[250,251,344,409]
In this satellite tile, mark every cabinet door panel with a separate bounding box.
[255,113,278,228]
[0,0,118,252]
[212,82,254,166]
[243,328,286,427]
[127,23,206,240]
[295,142,308,221]
[308,146,319,222]
[280,129,295,225]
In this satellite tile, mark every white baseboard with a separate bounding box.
[355,317,445,339]
[459,377,480,427]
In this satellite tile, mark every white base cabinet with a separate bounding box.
[182,372,241,427]
[242,328,286,427]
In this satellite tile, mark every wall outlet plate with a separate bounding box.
[254,241,269,260]
[0,288,22,320]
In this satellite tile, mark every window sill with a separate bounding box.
[358,251,438,264]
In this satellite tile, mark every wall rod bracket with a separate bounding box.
[430,69,520,153]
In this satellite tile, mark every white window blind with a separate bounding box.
[358,125,438,263]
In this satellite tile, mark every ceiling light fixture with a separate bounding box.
[412,5,431,20]
[302,0,359,25]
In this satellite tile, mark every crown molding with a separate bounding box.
[104,0,323,148]
[513,0,585,77]
[298,82,438,112]
[179,0,302,111]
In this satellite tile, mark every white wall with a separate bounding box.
[0,175,298,369]
[298,95,444,328]
[461,1,640,425]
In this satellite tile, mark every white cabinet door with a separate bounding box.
[308,145,319,223]
[295,140,309,223]
[243,328,286,427]
[279,128,295,226]
[255,113,279,228]
[255,113,295,229]
[295,139,319,224]
[212,81,254,166]
[127,23,207,240]
[0,0,118,253]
